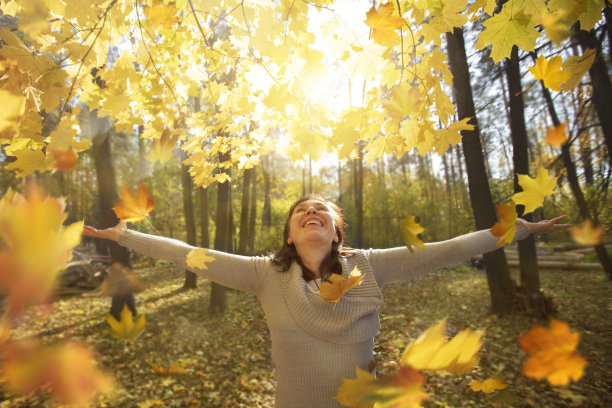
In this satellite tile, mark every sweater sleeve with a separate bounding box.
[118,230,266,296]
[365,225,530,287]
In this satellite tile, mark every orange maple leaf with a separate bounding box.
[490,201,517,247]
[545,122,568,148]
[318,267,363,308]
[151,362,188,375]
[364,3,404,46]
[50,148,78,171]
[519,319,587,386]
[571,219,603,246]
[113,182,154,222]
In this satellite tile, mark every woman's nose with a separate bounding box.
[305,207,317,214]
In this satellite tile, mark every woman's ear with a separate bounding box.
[333,234,339,243]
[287,236,293,245]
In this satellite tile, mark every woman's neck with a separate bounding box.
[296,244,329,279]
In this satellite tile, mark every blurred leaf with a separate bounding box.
[334,366,377,408]
[364,3,404,46]
[545,122,568,148]
[113,182,154,222]
[319,267,363,308]
[89,263,146,297]
[571,219,603,246]
[361,366,429,408]
[469,378,507,393]
[518,319,587,386]
[490,201,517,247]
[151,362,188,375]
[400,216,425,253]
[49,147,78,171]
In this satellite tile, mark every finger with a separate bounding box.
[550,215,569,223]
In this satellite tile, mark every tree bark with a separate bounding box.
[181,158,198,289]
[199,187,209,248]
[354,144,364,248]
[541,84,612,280]
[506,46,540,294]
[89,112,135,320]
[261,154,271,228]
[238,168,252,255]
[247,166,257,254]
[446,28,516,315]
[210,151,231,314]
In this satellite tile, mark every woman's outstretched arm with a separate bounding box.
[83,223,266,295]
[366,216,571,287]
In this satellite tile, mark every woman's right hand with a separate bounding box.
[82,221,127,242]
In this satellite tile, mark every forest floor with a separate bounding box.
[1,260,611,408]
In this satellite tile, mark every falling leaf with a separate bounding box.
[469,378,507,393]
[106,304,146,340]
[540,10,573,46]
[146,128,178,163]
[519,319,587,386]
[1,341,112,405]
[364,3,404,46]
[511,166,558,215]
[49,147,78,171]
[89,263,146,297]
[318,267,363,307]
[529,54,572,92]
[490,201,517,247]
[400,216,426,253]
[145,1,179,29]
[562,48,596,91]
[400,318,483,374]
[113,182,154,222]
[545,122,568,148]
[335,366,378,408]
[186,248,216,270]
[571,219,603,246]
[361,366,429,408]
[0,186,82,319]
[151,362,188,375]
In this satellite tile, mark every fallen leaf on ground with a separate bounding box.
[518,319,587,386]
[400,318,483,374]
[469,378,507,393]
[151,362,188,375]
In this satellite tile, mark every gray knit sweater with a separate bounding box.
[118,226,529,407]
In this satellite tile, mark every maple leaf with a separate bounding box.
[146,128,178,163]
[381,85,420,122]
[364,3,404,46]
[106,304,146,340]
[144,2,179,29]
[540,10,573,46]
[89,263,146,297]
[1,341,112,405]
[518,319,587,386]
[400,216,426,253]
[400,318,483,374]
[0,186,82,318]
[490,200,517,247]
[475,8,539,63]
[545,122,568,148]
[469,378,507,393]
[50,147,78,171]
[511,166,558,215]
[186,248,216,270]
[318,267,363,308]
[529,54,572,92]
[113,182,154,222]
[335,366,378,408]
[562,48,596,91]
[571,219,603,246]
[151,362,188,375]
[361,366,429,408]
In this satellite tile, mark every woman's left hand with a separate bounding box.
[517,215,572,234]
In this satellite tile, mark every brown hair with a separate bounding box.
[271,194,351,281]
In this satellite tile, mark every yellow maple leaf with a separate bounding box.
[4,149,53,177]
[475,8,539,63]
[363,366,429,408]
[490,200,518,247]
[145,1,179,29]
[186,248,216,270]
[334,366,377,408]
[106,305,146,340]
[511,166,559,215]
[318,267,363,307]
[113,182,154,222]
[571,219,603,246]
[562,48,596,91]
[469,378,507,393]
[519,319,587,386]
[545,122,568,148]
[401,216,426,253]
[400,318,484,374]
[381,85,420,122]
[540,10,573,46]
[146,128,178,163]
[529,54,572,92]
[364,3,404,46]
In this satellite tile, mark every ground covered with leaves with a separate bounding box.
[2,261,611,408]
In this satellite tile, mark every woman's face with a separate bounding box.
[287,199,338,249]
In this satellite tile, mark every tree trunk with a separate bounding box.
[442,152,454,237]
[247,166,257,254]
[506,46,541,294]
[338,161,343,204]
[238,168,252,255]
[446,28,516,315]
[541,84,612,280]
[181,158,198,289]
[574,27,612,166]
[210,152,231,314]
[199,187,209,248]
[90,112,135,321]
[261,154,271,228]
[354,144,364,248]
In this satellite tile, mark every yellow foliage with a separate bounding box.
[511,166,558,215]
[490,201,517,247]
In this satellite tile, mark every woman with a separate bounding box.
[84,194,569,408]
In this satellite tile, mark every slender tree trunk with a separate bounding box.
[446,28,516,315]
[506,46,541,296]
[210,151,231,314]
[442,152,454,237]
[247,167,257,254]
[354,144,364,248]
[238,168,252,255]
[199,187,209,248]
[541,84,612,280]
[181,157,197,289]
[261,154,271,228]
[338,161,343,204]
[90,113,135,320]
